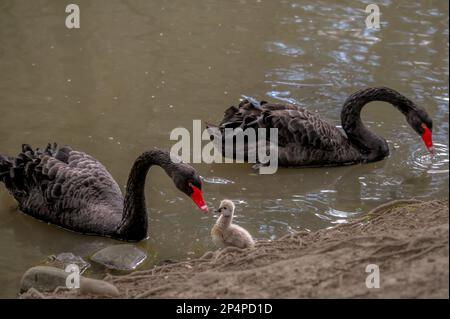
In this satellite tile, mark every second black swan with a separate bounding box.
[206,87,434,167]
[0,145,208,241]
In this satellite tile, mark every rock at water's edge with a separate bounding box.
[20,266,68,293]
[20,266,120,297]
[80,277,120,297]
[90,244,147,271]
[46,252,90,274]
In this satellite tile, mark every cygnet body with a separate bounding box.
[211,200,255,249]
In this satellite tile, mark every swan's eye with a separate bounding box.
[421,122,431,131]
[189,176,202,190]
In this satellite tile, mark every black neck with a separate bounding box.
[115,149,175,241]
[341,87,416,160]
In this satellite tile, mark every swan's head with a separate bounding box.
[215,199,235,217]
[407,107,434,154]
[173,165,208,213]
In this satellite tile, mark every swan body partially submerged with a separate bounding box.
[0,144,208,241]
[207,87,434,167]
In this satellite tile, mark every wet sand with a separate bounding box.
[21,199,449,299]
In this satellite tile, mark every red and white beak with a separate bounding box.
[191,185,209,213]
[421,125,434,155]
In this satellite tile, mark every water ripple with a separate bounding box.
[202,176,235,185]
[266,41,305,57]
[409,143,449,175]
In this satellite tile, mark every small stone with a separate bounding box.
[91,245,147,271]
[80,277,120,297]
[20,266,68,293]
[46,252,90,274]
[20,266,120,297]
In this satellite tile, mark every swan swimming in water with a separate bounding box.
[206,87,434,167]
[0,144,208,241]
[211,199,255,249]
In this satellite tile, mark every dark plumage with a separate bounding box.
[206,87,434,167]
[0,144,208,241]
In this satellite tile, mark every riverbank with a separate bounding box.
[21,199,449,299]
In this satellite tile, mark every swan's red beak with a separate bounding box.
[191,185,208,213]
[421,126,434,154]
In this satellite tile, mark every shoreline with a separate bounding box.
[21,199,449,299]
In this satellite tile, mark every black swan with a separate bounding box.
[206,87,434,167]
[0,144,208,241]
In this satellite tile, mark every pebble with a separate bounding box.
[90,244,147,271]
[20,266,119,297]
[46,252,90,274]
[80,277,120,297]
[20,266,68,293]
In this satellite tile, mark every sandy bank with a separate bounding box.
[21,199,449,299]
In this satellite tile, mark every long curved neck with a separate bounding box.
[115,149,175,241]
[341,87,415,161]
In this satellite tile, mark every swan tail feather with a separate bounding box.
[0,143,72,193]
[0,155,14,185]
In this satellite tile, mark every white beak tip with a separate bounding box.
[200,205,209,213]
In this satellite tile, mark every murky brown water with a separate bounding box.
[0,0,448,298]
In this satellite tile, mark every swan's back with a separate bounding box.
[0,144,123,235]
[210,99,362,166]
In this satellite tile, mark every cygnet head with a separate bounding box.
[215,199,235,217]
